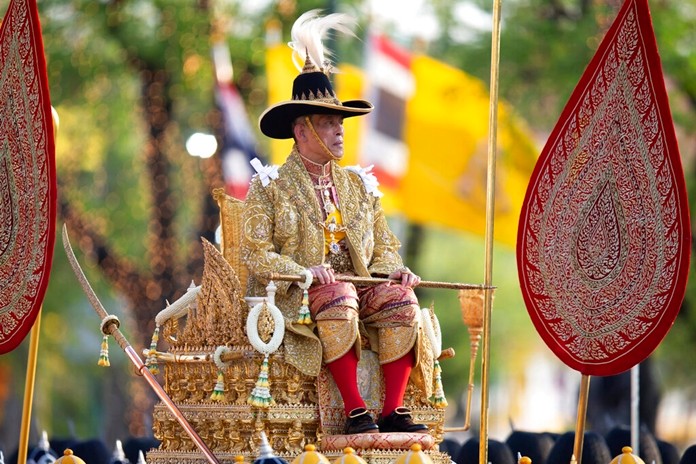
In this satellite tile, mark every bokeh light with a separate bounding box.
[185,132,217,158]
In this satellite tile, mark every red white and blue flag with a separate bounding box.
[213,43,261,200]
[360,33,414,191]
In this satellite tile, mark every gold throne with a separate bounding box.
[145,189,453,464]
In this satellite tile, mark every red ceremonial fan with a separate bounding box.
[0,0,56,354]
[517,0,690,377]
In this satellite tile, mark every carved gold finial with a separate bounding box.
[54,449,87,464]
[459,288,485,330]
[394,443,433,464]
[445,287,492,432]
[609,446,646,464]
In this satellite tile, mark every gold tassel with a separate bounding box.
[98,335,110,367]
[297,289,312,325]
[210,370,227,402]
[145,326,160,375]
[248,354,275,408]
[430,360,448,408]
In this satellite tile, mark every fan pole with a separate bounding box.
[480,0,503,462]
[572,374,591,464]
[17,311,42,464]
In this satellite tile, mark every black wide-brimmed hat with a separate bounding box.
[258,10,373,139]
[259,63,372,139]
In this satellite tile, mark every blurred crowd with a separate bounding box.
[2,435,159,464]
[3,425,696,464]
[440,425,696,464]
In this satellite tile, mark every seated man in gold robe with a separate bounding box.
[241,11,431,435]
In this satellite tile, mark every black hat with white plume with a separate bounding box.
[259,10,373,139]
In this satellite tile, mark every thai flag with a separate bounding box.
[213,42,260,200]
[360,33,414,191]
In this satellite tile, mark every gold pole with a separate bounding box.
[572,374,591,464]
[267,272,493,290]
[143,349,244,364]
[17,310,42,464]
[17,107,61,463]
[480,0,503,462]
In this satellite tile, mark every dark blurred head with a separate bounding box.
[680,444,696,464]
[657,439,680,464]
[123,437,160,464]
[605,425,662,464]
[546,431,611,464]
[439,437,462,460]
[455,437,515,464]
[506,430,556,464]
[71,439,111,464]
[48,437,77,457]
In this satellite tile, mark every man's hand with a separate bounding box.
[388,267,421,288]
[309,264,335,285]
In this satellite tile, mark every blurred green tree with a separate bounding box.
[2,0,695,451]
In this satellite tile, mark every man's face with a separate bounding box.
[304,114,345,161]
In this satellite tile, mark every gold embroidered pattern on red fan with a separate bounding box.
[517,0,690,376]
[0,0,56,353]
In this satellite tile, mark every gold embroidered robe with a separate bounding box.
[241,149,432,396]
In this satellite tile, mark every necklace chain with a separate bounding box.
[313,176,333,189]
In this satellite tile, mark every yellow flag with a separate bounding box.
[264,43,537,247]
[264,43,294,165]
[400,55,538,247]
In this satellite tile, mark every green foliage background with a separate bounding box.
[1,0,694,452]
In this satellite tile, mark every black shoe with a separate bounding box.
[377,407,429,433]
[345,408,379,434]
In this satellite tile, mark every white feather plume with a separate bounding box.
[288,9,357,73]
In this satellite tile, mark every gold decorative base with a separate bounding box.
[320,432,435,451]
[146,448,453,464]
[146,227,452,464]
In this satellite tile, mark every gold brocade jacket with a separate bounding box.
[241,148,405,376]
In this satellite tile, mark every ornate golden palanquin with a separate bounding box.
[145,189,453,464]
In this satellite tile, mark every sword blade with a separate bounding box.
[61,224,220,464]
